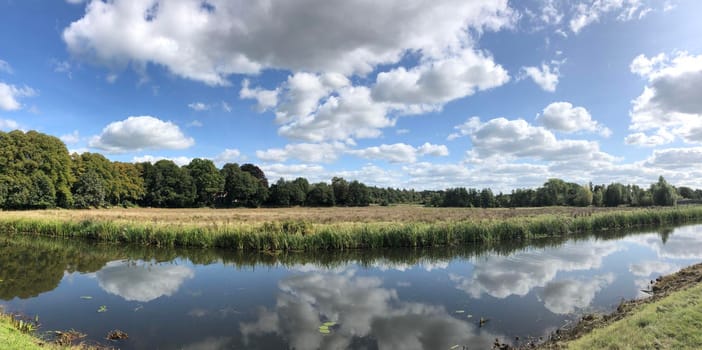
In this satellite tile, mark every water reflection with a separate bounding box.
[449,241,620,299]
[96,260,194,302]
[541,274,614,314]
[626,226,702,260]
[240,270,501,350]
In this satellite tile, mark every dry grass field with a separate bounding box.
[0,205,639,226]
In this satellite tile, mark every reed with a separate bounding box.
[1,206,701,251]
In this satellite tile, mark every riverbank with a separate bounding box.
[1,206,702,250]
[536,263,702,349]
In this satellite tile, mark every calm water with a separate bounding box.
[1,224,701,349]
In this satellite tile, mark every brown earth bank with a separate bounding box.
[491,262,702,349]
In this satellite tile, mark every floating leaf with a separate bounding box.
[97,305,108,313]
[449,345,460,350]
[80,296,93,300]
[322,321,336,327]
[467,314,473,318]
[455,310,465,314]
[319,328,330,334]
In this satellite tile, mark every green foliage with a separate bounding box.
[652,176,677,206]
[140,160,195,208]
[72,169,106,208]
[306,182,335,206]
[186,158,224,207]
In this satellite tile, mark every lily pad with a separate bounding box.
[455,310,465,314]
[97,305,108,313]
[322,321,337,327]
[449,345,460,350]
[80,296,93,300]
[319,328,330,334]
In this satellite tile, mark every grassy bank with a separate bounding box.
[1,206,701,250]
[0,311,44,350]
[542,263,702,350]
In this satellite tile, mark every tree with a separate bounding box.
[186,158,224,207]
[140,160,195,208]
[306,182,335,206]
[573,185,593,207]
[479,188,495,208]
[221,163,264,207]
[651,176,676,206]
[73,169,107,208]
[331,177,349,206]
[604,183,625,207]
[347,180,370,206]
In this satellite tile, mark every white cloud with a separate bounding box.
[348,143,420,163]
[213,148,243,165]
[97,260,194,302]
[463,117,615,164]
[240,80,278,112]
[570,0,652,34]
[257,143,346,164]
[348,143,449,163]
[0,59,12,74]
[538,102,611,136]
[0,118,20,131]
[643,147,702,169]
[278,85,395,142]
[628,52,702,145]
[188,102,210,111]
[60,130,80,144]
[63,0,515,85]
[66,0,86,4]
[0,82,36,111]
[624,130,674,147]
[132,155,193,166]
[522,63,560,92]
[89,116,195,153]
[372,49,510,106]
[261,163,327,183]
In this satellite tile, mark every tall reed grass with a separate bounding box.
[1,206,701,251]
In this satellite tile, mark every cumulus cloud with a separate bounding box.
[240,80,278,112]
[538,102,611,136]
[257,143,346,163]
[0,118,21,131]
[348,143,449,163]
[213,148,243,165]
[461,117,615,165]
[132,155,193,166]
[0,82,36,111]
[261,163,327,183]
[60,130,80,144]
[372,49,510,106]
[627,52,702,145]
[521,62,560,92]
[89,116,194,153]
[63,0,515,85]
[643,147,702,169]
[97,260,194,302]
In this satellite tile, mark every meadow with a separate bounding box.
[1,205,702,250]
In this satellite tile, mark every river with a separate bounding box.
[1,224,701,349]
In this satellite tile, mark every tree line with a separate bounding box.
[1,130,699,210]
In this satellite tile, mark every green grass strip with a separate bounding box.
[1,206,702,250]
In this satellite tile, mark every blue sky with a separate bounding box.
[1,0,701,191]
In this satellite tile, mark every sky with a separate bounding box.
[1,0,701,191]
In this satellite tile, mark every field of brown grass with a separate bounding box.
[0,205,642,226]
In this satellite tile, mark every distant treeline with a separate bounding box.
[1,130,700,210]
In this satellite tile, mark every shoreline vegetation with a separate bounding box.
[1,206,702,250]
[535,262,702,349]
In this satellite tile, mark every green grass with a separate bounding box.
[1,206,702,250]
[0,312,45,350]
[566,282,702,350]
